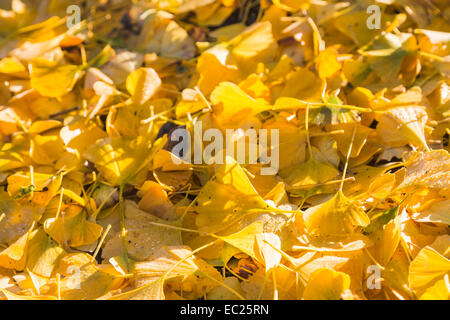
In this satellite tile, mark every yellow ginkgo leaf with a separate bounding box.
[210,82,271,125]
[342,59,372,87]
[333,10,400,47]
[0,195,34,245]
[254,232,282,272]
[194,157,277,233]
[376,106,429,150]
[26,270,49,295]
[231,21,277,61]
[241,264,297,300]
[280,157,339,192]
[30,59,84,98]
[239,73,272,102]
[138,181,177,220]
[83,135,166,186]
[315,47,341,80]
[381,249,413,299]
[267,54,295,81]
[370,214,401,266]
[218,221,264,264]
[26,228,66,277]
[344,164,397,198]
[303,190,370,238]
[12,271,47,296]
[133,10,195,59]
[0,56,26,74]
[429,235,450,259]
[419,274,450,300]
[411,199,450,225]
[101,201,181,261]
[400,150,450,190]
[29,120,62,134]
[60,118,107,153]
[262,120,307,170]
[409,246,450,295]
[126,68,162,105]
[303,268,351,300]
[44,205,103,248]
[0,0,449,302]
[175,88,209,118]
[196,45,241,95]
[400,210,436,258]
[195,2,235,26]
[7,171,62,207]
[135,246,199,283]
[48,253,116,300]
[0,228,30,270]
[109,245,221,300]
[330,123,372,158]
[278,68,322,101]
[30,134,65,165]
[152,149,192,171]
[0,107,18,136]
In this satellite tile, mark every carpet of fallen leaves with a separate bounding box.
[0,0,449,300]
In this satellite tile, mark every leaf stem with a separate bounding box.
[305,104,313,160]
[339,126,357,193]
[119,184,130,271]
